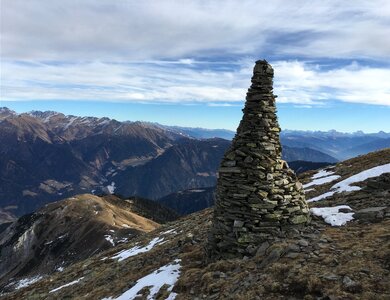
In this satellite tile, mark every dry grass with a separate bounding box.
[3,205,389,300]
[71,194,160,232]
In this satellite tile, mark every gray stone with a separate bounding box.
[258,247,284,268]
[285,252,300,258]
[354,207,387,221]
[286,243,300,253]
[343,276,362,293]
[322,273,339,281]
[233,220,244,228]
[298,239,309,247]
[223,161,237,167]
[255,241,270,256]
[219,167,241,173]
[290,215,309,224]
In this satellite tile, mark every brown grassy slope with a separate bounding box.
[0,194,162,290]
[74,194,160,231]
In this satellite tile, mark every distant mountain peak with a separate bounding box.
[28,110,61,117]
[0,107,17,118]
[0,107,14,112]
[281,129,390,137]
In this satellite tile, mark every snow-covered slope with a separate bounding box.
[301,148,390,226]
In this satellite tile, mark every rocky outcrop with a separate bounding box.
[209,60,310,258]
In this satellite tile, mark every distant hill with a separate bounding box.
[280,129,390,160]
[114,138,228,200]
[282,145,338,163]
[157,125,390,161]
[288,160,333,174]
[0,194,178,289]
[158,187,215,215]
[158,125,235,140]
[343,137,390,158]
[160,126,389,161]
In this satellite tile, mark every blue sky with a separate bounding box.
[1,1,390,132]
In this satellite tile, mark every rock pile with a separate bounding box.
[209,60,310,259]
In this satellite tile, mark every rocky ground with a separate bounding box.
[2,202,388,299]
[1,149,389,300]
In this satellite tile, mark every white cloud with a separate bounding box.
[0,60,248,102]
[273,61,390,106]
[1,0,390,60]
[1,1,389,107]
[1,59,390,106]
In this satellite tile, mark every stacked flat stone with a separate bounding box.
[208,60,310,259]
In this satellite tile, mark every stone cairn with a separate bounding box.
[208,60,310,259]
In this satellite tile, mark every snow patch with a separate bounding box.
[63,116,77,130]
[332,163,390,191]
[98,119,110,126]
[307,191,336,203]
[189,189,205,193]
[105,235,115,246]
[57,233,68,239]
[312,169,336,179]
[196,172,211,177]
[310,205,354,226]
[49,277,84,293]
[116,237,129,244]
[111,237,165,262]
[102,259,181,300]
[14,276,43,290]
[161,228,177,235]
[106,182,116,194]
[303,175,341,189]
[308,163,390,202]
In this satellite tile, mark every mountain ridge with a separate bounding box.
[0,107,340,219]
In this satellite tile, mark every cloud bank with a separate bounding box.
[3,60,389,106]
[1,0,389,106]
